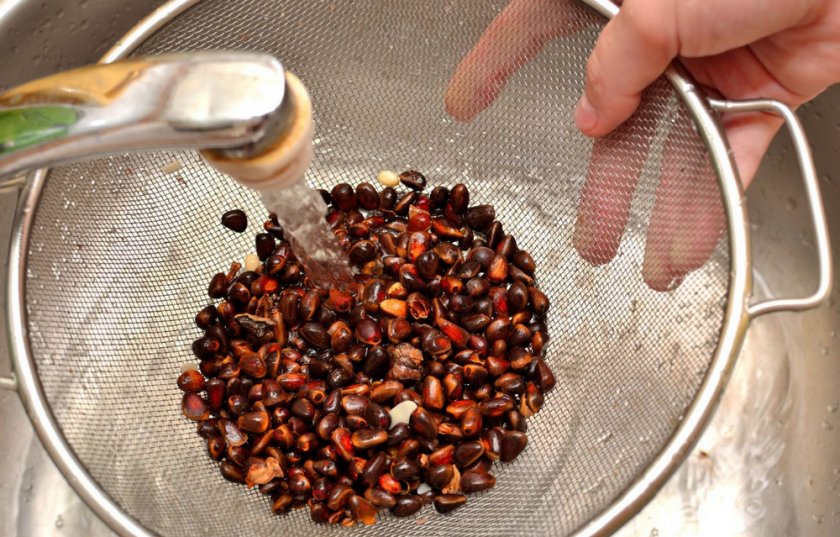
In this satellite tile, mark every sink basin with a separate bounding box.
[1,1,838,535]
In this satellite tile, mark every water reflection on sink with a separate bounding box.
[621,276,795,536]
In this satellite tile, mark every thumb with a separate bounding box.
[575,0,678,136]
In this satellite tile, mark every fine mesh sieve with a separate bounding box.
[3,0,832,536]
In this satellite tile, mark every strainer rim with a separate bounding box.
[5,0,753,535]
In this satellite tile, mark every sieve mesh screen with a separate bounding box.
[24,0,728,535]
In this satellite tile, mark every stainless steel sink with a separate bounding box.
[2,1,839,535]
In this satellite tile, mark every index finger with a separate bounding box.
[445,0,577,122]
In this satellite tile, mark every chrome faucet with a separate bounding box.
[0,51,296,178]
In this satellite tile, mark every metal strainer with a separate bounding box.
[1,0,832,535]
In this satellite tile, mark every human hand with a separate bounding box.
[445,0,840,290]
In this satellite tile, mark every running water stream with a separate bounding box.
[261,181,354,289]
[203,70,354,290]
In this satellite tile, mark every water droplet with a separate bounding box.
[650,529,659,537]
[55,515,64,528]
[821,420,833,431]
[785,197,797,211]
[745,498,765,518]
[828,403,838,413]
[583,477,605,494]
[597,431,613,444]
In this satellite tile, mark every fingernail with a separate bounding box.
[575,94,598,133]
[643,262,685,292]
[573,212,617,266]
[642,253,673,292]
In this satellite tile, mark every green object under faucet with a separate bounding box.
[0,106,78,156]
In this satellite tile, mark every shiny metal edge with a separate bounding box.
[7,169,156,537]
[570,0,753,535]
[100,0,202,65]
[1,1,751,537]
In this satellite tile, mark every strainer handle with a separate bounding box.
[708,98,833,318]
[0,374,16,391]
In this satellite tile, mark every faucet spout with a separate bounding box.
[0,51,292,178]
